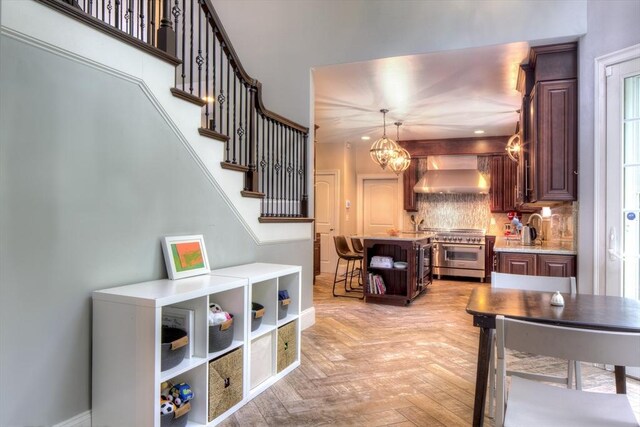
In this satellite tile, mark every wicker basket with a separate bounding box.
[208,347,243,422]
[251,302,265,332]
[277,321,297,373]
[277,298,290,320]
[209,315,234,353]
[161,327,188,371]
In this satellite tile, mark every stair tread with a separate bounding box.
[170,88,206,107]
[199,127,230,142]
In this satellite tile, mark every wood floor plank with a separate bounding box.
[230,273,640,426]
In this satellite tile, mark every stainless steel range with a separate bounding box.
[425,228,486,281]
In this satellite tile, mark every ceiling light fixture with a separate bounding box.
[361,136,371,141]
[388,121,411,175]
[505,133,521,162]
[369,109,400,170]
[474,130,485,134]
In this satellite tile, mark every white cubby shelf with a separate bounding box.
[92,263,301,427]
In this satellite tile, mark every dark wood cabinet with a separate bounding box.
[403,160,418,212]
[498,252,537,276]
[364,238,431,306]
[498,252,576,278]
[516,43,577,206]
[538,254,576,277]
[529,79,577,202]
[313,233,321,278]
[490,155,517,213]
[485,235,496,282]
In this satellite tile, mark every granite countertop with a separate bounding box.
[493,237,577,255]
[360,232,434,242]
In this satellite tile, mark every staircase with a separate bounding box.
[31,0,313,235]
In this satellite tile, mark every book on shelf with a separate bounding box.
[162,307,194,358]
[367,273,386,295]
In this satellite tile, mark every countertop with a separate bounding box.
[360,232,434,242]
[493,237,576,255]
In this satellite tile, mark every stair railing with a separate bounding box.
[49,0,310,219]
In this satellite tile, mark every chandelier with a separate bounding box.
[388,121,411,175]
[369,109,400,170]
[505,133,521,162]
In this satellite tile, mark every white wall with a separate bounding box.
[577,0,640,294]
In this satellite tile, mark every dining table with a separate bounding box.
[466,286,640,427]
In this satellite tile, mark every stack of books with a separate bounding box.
[367,273,386,295]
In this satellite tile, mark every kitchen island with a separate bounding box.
[362,233,433,306]
[493,237,577,277]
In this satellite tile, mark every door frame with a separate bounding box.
[315,169,341,273]
[593,44,640,296]
[356,174,404,236]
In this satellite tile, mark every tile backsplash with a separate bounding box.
[411,157,576,240]
[414,157,492,231]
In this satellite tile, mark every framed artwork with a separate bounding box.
[161,235,210,280]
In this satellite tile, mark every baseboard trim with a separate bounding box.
[53,410,92,427]
[300,306,316,330]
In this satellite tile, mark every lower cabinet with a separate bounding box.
[498,252,575,277]
[92,263,301,427]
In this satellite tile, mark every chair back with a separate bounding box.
[350,237,364,254]
[491,272,576,294]
[496,315,640,368]
[333,236,353,258]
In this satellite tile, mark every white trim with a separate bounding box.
[593,44,640,295]
[356,173,404,235]
[53,411,92,427]
[1,1,312,245]
[299,306,316,330]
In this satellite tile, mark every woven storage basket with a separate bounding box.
[160,402,190,427]
[161,327,188,371]
[208,347,243,422]
[277,298,290,320]
[277,321,297,373]
[251,302,265,332]
[209,315,234,353]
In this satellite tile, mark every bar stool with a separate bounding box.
[332,236,364,299]
[349,236,365,283]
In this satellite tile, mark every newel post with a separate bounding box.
[157,0,176,56]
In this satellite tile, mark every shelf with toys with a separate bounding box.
[92,262,301,427]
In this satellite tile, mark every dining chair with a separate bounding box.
[495,315,640,427]
[332,236,364,299]
[488,272,582,418]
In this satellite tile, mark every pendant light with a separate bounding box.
[505,133,521,162]
[369,109,400,170]
[388,121,411,175]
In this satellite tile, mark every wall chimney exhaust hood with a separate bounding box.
[413,155,490,194]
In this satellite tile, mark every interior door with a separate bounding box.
[363,178,399,236]
[315,172,339,273]
[604,57,639,379]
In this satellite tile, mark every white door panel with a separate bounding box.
[315,172,339,273]
[363,179,399,236]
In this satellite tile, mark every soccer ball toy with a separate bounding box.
[160,400,175,415]
[209,303,223,313]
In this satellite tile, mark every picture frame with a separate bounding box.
[161,235,210,280]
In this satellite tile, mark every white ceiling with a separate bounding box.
[313,41,530,144]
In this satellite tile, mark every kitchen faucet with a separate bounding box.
[528,213,544,241]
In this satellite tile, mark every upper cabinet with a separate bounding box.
[489,155,517,213]
[403,159,418,212]
[516,43,578,205]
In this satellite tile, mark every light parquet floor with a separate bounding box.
[220,273,640,426]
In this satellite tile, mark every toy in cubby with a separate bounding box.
[160,381,193,426]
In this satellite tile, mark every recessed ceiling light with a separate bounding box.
[474,130,485,134]
[361,136,371,141]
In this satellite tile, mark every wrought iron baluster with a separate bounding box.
[204,13,210,128]
[180,0,185,90]
[138,0,144,40]
[270,118,275,216]
[260,115,266,215]
[226,56,230,143]
[302,132,308,217]
[211,27,216,131]
[278,122,283,216]
[188,0,194,94]
[172,0,180,58]
[293,128,298,216]
[232,73,237,164]
[244,83,249,167]
[196,1,203,99]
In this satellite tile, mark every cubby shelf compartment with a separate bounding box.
[93,263,301,427]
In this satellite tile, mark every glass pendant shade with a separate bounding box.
[369,109,400,170]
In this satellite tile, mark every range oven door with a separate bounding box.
[438,243,485,270]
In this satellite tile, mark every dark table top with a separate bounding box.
[466,287,640,332]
